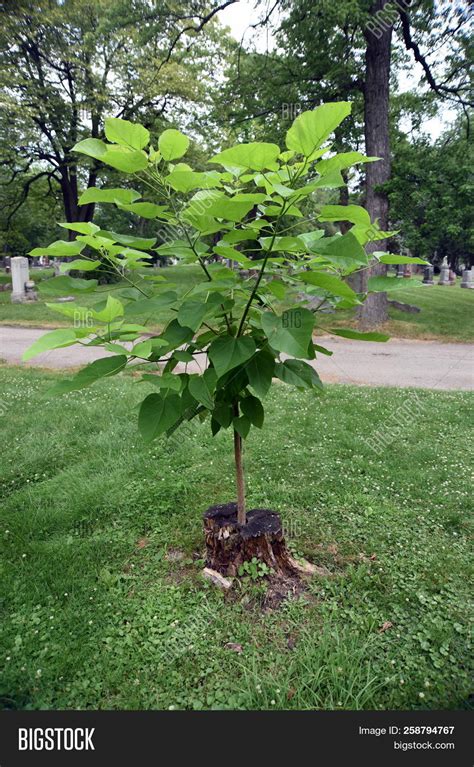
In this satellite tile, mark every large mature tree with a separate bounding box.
[0,0,235,231]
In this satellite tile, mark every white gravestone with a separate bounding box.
[11,256,37,303]
[461,270,473,289]
[438,257,450,286]
[11,256,29,302]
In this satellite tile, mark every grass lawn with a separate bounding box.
[0,366,472,710]
[0,268,55,286]
[0,265,201,330]
[0,267,473,342]
[318,280,474,343]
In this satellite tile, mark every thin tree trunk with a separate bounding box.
[353,0,393,327]
[233,404,246,525]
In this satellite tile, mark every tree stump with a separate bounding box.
[203,502,300,577]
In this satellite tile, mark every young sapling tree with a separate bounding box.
[25,104,427,576]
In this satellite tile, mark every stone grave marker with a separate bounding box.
[438,258,450,286]
[461,270,474,289]
[11,256,38,303]
[422,265,434,285]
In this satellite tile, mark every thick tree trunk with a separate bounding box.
[59,162,96,232]
[203,503,299,577]
[353,1,393,328]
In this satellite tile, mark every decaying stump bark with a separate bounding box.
[203,502,303,578]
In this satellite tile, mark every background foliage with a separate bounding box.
[0,0,471,269]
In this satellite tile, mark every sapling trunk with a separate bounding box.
[233,403,246,524]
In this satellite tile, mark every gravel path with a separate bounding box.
[1,325,473,390]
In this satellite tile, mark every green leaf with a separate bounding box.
[104,117,150,150]
[208,335,256,378]
[188,369,217,410]
[308,171,345,190]
[212,402,233,428]
[312,231,368,270]
[299,230,325,249]
[29,240,85,257]
[259,235,306,252]
[331,328,389,342]
[177,300,210,332]
[261,308,314,358]
[99,231,156,250]
[316,152,378,176]
[78,187,141,206]
[126,292,178,315]
[318,205,371,227]
[265,280,288,300]
[240,395,264,428]
[92,296,124,322]
[117,324,153,334]
[297,271,357,300]
[132,340,152,359]
[367,276,423,292]
[377,254,429,265]
[313,343,333,356]
[49,355,127,394]
[23,329,79,361]
[207,197,257,223]
[209,142,281,172]
[351,224,398,245]
[160,319,194,351]
[211,418,222,436]
[72,138,108,160]
[61,259,101,272]
[233,414,251,439]
[173,350,194,363]
[101,146,148,173]
[104,343,129,355]
[286,102,351,156]
[116,287,144,301]
[138,392,182,442]
[166,169,222,193]
[44,303,90,321]
[39,276,98,295]
[58,222,100,235]
[213,244,252,266]
[159,129,190,161]
[156,241,199,260]
[75,234,119,252]
[246,349,275,398]
[275,359,323,390]
[222,229,259,245]
[115,202,168,219]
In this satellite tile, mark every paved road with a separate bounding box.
[0,325,473,390]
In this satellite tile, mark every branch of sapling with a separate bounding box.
[90,249,153,299]
[144,167,233,332]
[237,202,289,336]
